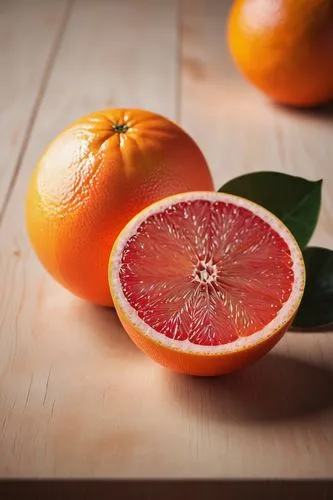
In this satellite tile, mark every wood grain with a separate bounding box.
[0,0,332,482]
[0,0,71,220]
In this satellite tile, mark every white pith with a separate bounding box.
[110,191,305,355]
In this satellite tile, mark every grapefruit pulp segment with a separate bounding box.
[110,192,305,375]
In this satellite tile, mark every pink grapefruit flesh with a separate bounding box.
[110,192,305,375]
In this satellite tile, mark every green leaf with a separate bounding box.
[219,172,322,248]
[292,247,333,329]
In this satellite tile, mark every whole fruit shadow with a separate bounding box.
[76,303,143,359]
[271,100,333,123]
[291,323,333,333]
[165,353,333,423]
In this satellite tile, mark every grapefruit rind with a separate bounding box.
[109,191,305,356]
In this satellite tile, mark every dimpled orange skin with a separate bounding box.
[26,109,214,306]
[228,0,333,107]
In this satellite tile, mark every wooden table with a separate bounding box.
[1,0,332,491]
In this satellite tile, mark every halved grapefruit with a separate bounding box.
[109,192,305,376]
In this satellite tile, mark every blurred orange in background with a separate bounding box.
[228,0,333,107]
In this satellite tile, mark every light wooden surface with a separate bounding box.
[0,0,332,480]
[0,0,70,217]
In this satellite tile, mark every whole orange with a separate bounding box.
[228,0,333,107]
[26,109,214,306]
